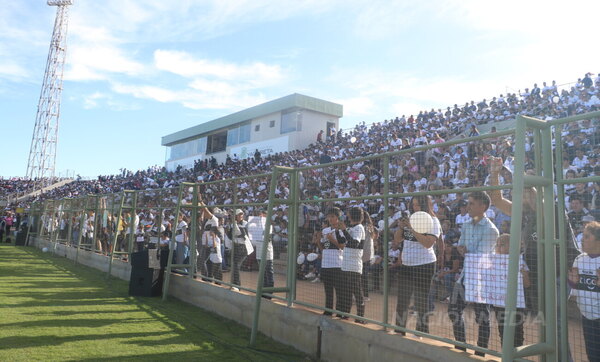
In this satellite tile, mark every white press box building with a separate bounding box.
[162,93,343,171]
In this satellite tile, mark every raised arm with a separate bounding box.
[487,156,512,216]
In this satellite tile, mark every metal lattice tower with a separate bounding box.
[26,0,73,188]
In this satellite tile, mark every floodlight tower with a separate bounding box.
[25,0,73,188]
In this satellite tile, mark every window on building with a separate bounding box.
[207,131,227,154]
[239,123,251,144]
[197,137,207,154]
[227,127,239,147]
[255,124,260,132]
[281,109,303,134]
[269,120,275,128]
[168,137,206,161]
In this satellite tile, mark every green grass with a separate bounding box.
[0,246,309,361]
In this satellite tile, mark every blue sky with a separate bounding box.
[1,0,598,178]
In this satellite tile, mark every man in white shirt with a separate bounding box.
[573,150,590,171]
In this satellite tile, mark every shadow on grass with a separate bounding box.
[75,349,287,362]
[1,317,154,329]
[0,331,167,350]
[1,247,309,361]
[28,309,139,317]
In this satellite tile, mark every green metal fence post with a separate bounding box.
[382,155,390,329]
[92,196,100,254]
[286,171,297,307]
[230,181,239,286]
[533,126,547,351]
[501,115,528,362]
[250,167,280,347]
[553,124,569,362]
[107,192,125,279]
[162,185,184,301]
[540,125,558,362]
[75,196,87,264]
[66,200,73,247]
[128,192,138,256]
[289,169,299,305]
[188,184,198,279]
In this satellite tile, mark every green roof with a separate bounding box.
[161,93,343,146]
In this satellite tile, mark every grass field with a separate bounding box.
[0,246,309,361]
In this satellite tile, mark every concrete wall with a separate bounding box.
[31,237,131,281]
[250,112,282,141]
[28,236,478,362]
[289,109,338,151]
[167,274,479,362]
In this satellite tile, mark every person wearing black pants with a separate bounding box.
[361,211,376,300]
[449,191,498,356]
[232,246,248,285]
[319,212,344,315]
[227,209,251,289]
[393,195,442,335]
[448,282,491,351]
[395,262,436,332]
[330,207,366,323]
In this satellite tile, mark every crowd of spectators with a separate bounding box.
[0,177,36,198]
[15,73,600,359]
[8,73,600,256]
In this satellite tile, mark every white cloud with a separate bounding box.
[154,50,284,85]
[111,82,268,111]
[79,91,141,111]
[64,45,146,81]
[333,96,375,117]
[0,61,29,80]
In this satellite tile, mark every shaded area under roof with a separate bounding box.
[162,93,343,146]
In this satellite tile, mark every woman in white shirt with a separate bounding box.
[330,207,366,323]
[174,214,189,268]
[392,195,441,334]
[202,223,223,283]
[319,211,344,316]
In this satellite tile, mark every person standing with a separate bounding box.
[227,209,253,291]
[254,209,274,297]
[5,213,13,239]
[448,191,499,356]
[393,195,441,335]
[202,222,223,283]
[335,207,366,323]
[362,210,377,301]
[174,214,189,272]
[492,234,530,348]
[319,209,344,316]
[197,204,220,280]
[488,156,539,313]
[568,221,600,362]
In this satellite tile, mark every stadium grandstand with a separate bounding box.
[5,72,600,361]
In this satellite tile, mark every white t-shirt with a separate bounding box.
[203,232,222,263]
[389,248,400,264]
[401,216,441,266]
[570,253,600,320]
[341,224,365,273]
[321,227,343,268]
[175,220,187,243]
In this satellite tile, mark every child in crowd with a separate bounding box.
[492,234,530,348]
[203,221,223,283]
[569,222,600,362]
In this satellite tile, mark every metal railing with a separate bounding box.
[25,110,600,361]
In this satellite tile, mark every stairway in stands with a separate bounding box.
[3,178,75,206]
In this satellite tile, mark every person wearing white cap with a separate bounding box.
[174,213,189,273]
[197,202,222,280]
[253,209,274,298]
[319,208,344,316]
[226,208,253,289]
